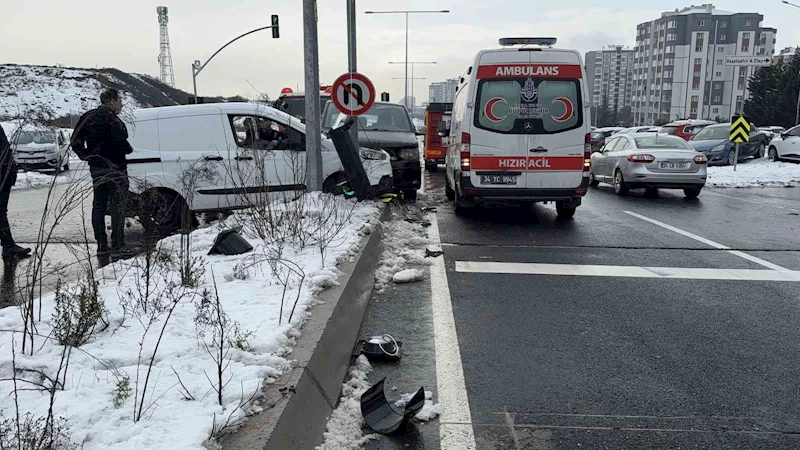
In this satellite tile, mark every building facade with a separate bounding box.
[428,78,458,103]
[632,4,777,126]
[585,46,636,116]
[774,46,797,64]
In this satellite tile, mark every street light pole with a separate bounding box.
[365,9,449,107]
[389,61,436,108]
[191,21,279,104]
[783,1,800,124]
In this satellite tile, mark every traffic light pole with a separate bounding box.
[303,0,323,191]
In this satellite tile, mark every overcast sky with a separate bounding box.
[3,1,798,103]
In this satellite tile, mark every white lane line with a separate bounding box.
[455,261,800,281]
[703,190,800,213]
[623,210,791,271]
[428,213,477,450]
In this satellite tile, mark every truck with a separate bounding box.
[423,102,452,172]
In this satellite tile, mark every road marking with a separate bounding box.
[623,211,790,271]
[703,190,800,213]
[455,261,800,281]
[428,212,477,450]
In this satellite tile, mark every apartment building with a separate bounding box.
[428,78,458,103]
[585,45,636,113]
[632,4,777,126]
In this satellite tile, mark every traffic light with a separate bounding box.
[381,92,390,102]
[272,15,280,38]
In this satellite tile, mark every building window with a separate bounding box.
[698,20,706,26]
[695,34,704,52]
[668,20,677,29]
[694,58,702,64]
[713,107,719,114]
[739,67,747,76]
[713,96,721,102]
[665,45,674,53]
[692,79,701,90]
[719,34,726,41]
[718,46,725,53]
[720,21,727,28]
[745,20,752,26]
[716,59,723,65]
[715,71,722,77]
[666,33,676,41]
[742,32,750,52]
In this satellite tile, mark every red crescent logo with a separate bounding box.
[551,97,574,122]
[484,97,507,122]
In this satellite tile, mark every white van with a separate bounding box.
[444,37,592,217]
[124,102,393,232]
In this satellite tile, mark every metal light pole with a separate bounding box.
[389,61,436,108]
[347,0,359,148]
[365,10,449,107]
[191,19,279,104]
[303,0,323,191]
[783,1,800,124]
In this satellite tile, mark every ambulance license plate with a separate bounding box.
[480,175,516,185]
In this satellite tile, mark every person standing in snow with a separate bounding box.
[72,89,134,258]
[0,126,30,258]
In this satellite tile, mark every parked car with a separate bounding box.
[688,123,768,166]
[322,101,423,201]
[443,37,592,218]
[660,120,716,141]
[590,127,626,151]
[767,125,800,162]
[618,126,660,134]
[10,128,71,173]
[123,102,393,232]
[759,126,787,142]
[590,133,707,198]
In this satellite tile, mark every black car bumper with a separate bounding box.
[459,176,589,205]
[373,175,395,196]
[391,160,421,191]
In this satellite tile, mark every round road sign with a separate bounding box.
[331,72,376,116]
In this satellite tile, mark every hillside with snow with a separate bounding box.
[0,64,194,119]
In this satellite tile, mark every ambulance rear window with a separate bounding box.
[474,78,582,134]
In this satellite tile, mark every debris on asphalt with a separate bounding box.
[394,390,441,422]
[375,207,431,292]
[361,378,425,434]
[207,228,253,255]
[425,245,443,258]
[317,355,379,450]
[358,334,403,362]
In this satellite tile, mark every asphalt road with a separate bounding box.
[362,170,800,449]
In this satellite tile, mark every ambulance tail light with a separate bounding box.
[627,153,656,163]
[460,132,471,171]
[584,133,591,174]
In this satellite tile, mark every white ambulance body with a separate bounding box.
[444,38,592,217]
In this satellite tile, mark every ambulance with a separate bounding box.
[443,37,592,217]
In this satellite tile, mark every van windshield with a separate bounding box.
[474,78,582,134]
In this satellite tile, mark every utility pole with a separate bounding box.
[347,0,359,147]
[303,0,323,191]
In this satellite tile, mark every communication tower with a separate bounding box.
[157,6,176,87]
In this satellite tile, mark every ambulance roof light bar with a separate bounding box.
[499,37,557,47]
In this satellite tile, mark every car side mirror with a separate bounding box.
[591,147,602,153]
[415,125,427,136]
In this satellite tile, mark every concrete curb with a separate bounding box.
[222,206,390,450]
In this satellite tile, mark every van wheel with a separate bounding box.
[63,160,70,171]
[445,177,455,201]
[138,189,193,235]
[556,205,576,218]
[403,189,418,202]
[453,181,474,216]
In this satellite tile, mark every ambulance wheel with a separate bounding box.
[403,189,418,202]
[426,161,439,172]
[556,203,577,218]
[454,183,474,217]
[445,178,455,201]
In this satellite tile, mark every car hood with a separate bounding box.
[689,139,728,151]
[357,130,418,149]
[14,143,57,151]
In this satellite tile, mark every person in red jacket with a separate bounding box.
[72,89,134,258]
[0,126,31,258]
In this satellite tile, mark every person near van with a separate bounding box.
[72,89,134,258]
[0,126,31,258]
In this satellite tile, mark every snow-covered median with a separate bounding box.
[706,159,800,188]
[0,193,380,449]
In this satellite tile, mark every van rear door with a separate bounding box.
[469,50,530,190]
[472,51,586,190]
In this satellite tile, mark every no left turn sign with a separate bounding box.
[331,72,376,116]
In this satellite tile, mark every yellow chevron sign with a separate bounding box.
[730,116,750,143]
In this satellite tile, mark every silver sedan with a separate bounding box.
[589,133,707,198]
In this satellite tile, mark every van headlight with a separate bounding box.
[45,147,58,154]
[359,148,387,160]
[399,147,419,160]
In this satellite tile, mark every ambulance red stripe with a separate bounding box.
[476,64,583,80]
[471,156,584,171]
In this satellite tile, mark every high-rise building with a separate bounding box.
[401,96,416,109]
[632,4,776,126]
[774,46,797,64]
[585,46,636,117]
[428,78,458,103]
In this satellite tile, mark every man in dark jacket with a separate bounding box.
[72,89,134,257]
[0,126,31,258]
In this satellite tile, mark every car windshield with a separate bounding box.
[323,103,413,133]
[660,126,679,135]
[693,126,729,140]
[15,131,55,145]
[634,135,693,150]
[278,95,330,119]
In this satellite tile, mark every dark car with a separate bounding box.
[590,127,625,151]
[688,123,768,166]
[322,101,424,201]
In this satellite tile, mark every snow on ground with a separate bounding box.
[393,390,441,422]
[374,207,431,292]
[316,355,379,450]
[707,159,800,188]
[0,193,380,449]
[12,170,72,191]
[392,268,424,284]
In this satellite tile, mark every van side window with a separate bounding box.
[229,115,301,151]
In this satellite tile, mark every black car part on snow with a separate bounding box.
[361,378,425,434]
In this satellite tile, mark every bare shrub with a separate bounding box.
[51,276,105,347]
[0,413,75,450]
